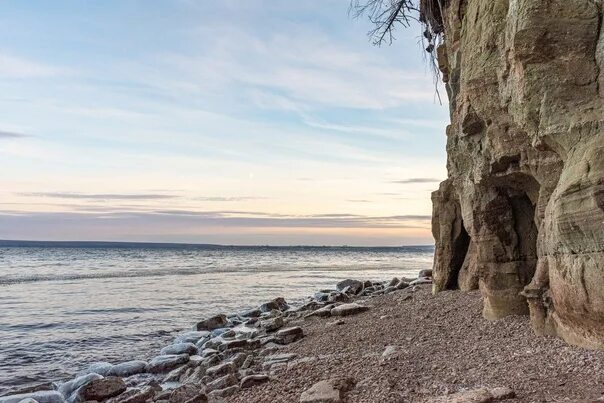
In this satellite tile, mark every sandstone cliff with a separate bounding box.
[431,0,604,349]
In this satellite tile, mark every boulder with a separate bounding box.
[169,384,206,403]
[0,392,64,403]
[275,326,304,344]
[161,343,198,356]
[174,331,210,344]
[427,388,494,403]
[418,269,433,278]
[83,362,114,376]
[261,316,284,332]
[206,374,238,392]
[58,374,102,398]
[336,279,363,295]
[79,377,126,401]
[260,297,289,312]
[206,362,235,378]
[108,361,147,377]
[299,378,355,403]
[195,315,228,331]
[240,374,269,389]
[145,354,189,373]
[330,303,370,317]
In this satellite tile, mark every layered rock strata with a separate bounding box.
[432,0,604,348]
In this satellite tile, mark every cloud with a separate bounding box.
[196,196,268,202]
[0,130,28,139]
[391,178,442,184]
[18,192,178,200]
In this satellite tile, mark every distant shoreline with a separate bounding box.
[0,239,435,250]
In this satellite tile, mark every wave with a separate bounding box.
[0,263,426,286]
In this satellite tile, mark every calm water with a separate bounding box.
[0,244,433,395]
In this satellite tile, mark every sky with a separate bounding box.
[0,0,449,246]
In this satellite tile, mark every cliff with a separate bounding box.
[431,0,604,349]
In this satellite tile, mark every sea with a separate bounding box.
[0,241,433,395]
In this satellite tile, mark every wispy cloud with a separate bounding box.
[196,196,268,202]
[18,192,178,200]
[391,178,442,184]
[0,130,28,139]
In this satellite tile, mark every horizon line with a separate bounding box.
[0,239,435,249]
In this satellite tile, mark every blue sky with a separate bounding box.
[0,0,448,246]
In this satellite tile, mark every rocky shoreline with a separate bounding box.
[0,271,433,403]
[5,270,604,403]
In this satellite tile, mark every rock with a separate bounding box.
[409,278,432,286]
[195,315,228,331]
[226,352,247,368]
[161,343,198,356]
[240,308,262,318]
[175,331,210,344]
[79,377,126,401]
[164,365,191,382]
[396,280,410,290]
[169,384,206,403]
[146,354,189,373]
[336,279,363,295]
[261,316,284,332]
[299,378,355,403]
[108,361,147,377]
[330,303,370,317]
[259,297,289,312]
[275,326,304,344]
[240,374,269,389]
[206,374,238,392]
[106,385,159,403]
[327,292,350,303]
[304,304,335,319]
[207,385,239,399]
[429,0,604,348]
[218,339,248,351]
[206,362,235,378]
[489,387,515,400]
[380,345,399,362]
[264,353,298,366]
[427,388,494,403]
[418,269,433,278]
[58,374,102,398]
[83,362,114,376]
[16,399,38,403]
[388,277,400,287]
[0,392,64,403]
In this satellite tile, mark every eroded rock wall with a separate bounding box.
[432,0,604,348]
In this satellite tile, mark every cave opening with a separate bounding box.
[446,219,471,290]
[510,191,539,288]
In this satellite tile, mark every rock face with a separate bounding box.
[431,0,604,348]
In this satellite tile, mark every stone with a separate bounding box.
[327,292,350,303]
[206,374,238,392]
[304,304,335,319]
[380,345,399,362]
[240,374,269,389]
[489,387,515,400]
[218,339,248,351]
[206,362,235,378]
[207,385,239,399]
[16,399,38,403]
[161,343,198,356]
[0,392,64,403]
[299,378,355,403]
[427,388,493,403]
[409,278,432,286]
[387,277,400,287]
[330,303,370,317]
[227,352,247,368]
[169,384,206,403]
[79,377,126,401]
[83,362,114,376]
[195,315,228,331]
[396,280,410,290]
[260,297,289,312]
[58,374,102,398]
[261,316,284,332]
[175,331,210,344]
[418,269,433,278]
[164,365,191,382]
[336,279,363,295]
[240,308,262,318]
[429,0,604,349]
[145,354,189,373]
[108,361,147,377]
[275,326,304,344]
